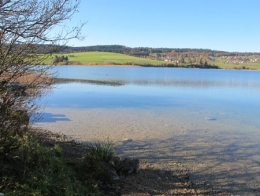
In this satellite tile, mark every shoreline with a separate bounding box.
[33,107,260,195]
[30,127,229,195]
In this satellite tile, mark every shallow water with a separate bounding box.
[35,66,260,194]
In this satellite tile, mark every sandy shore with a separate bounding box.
[33,107,260,195]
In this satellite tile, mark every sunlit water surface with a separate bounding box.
[35,66,260,194]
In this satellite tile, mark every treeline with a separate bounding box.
[62,45,260,58]
[63,45,220,57]
[17,44,260,59]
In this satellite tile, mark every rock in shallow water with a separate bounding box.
[204,117,217,121]
[121,138,133,142]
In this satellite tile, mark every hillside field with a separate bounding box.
[51,52,165,66]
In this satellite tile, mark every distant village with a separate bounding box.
[161,53,260,66]
[221,55,260,64]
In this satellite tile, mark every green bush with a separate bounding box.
[0,108,29,159]
[80,139,115,183]
[84,139,115,163]
[0,134,101,196]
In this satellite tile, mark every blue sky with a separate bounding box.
[66,0,260,52]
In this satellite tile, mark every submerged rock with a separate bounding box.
[204,117,217,121]
[121,138,133,142]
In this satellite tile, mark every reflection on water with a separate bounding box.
[55,77,260,89]
[36,66,260,195]
[52,66,260,89]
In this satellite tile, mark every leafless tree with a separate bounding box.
[0,0,85,155]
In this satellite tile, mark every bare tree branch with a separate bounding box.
[0,0,85,155]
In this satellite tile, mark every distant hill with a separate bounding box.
[52,45,260,70]
[62,45,260,57]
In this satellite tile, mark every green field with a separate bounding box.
[51,52,165,66]
[46,52,260,70]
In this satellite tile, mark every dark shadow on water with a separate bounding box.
[54,78,125,86]
[37,112,70,123]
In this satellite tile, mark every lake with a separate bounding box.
[35,65,260,194]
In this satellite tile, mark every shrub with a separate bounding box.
[0,133,101,196]
[80,139,115,183]
[0,107,29,159]
[84,139,115,163]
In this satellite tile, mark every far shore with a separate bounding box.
[49,63,260,70]
[46,51,260,70]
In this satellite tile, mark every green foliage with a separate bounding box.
[84,139,114,163]
[80,139,115,182]
[53,55,69,64]
[0,134,101,196]
[0,107,29,158]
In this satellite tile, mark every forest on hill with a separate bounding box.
[63,45,260,57]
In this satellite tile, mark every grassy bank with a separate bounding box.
[0,128,103,196]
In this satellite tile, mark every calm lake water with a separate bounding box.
[35,66,260,194]
[45,66,260,111]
